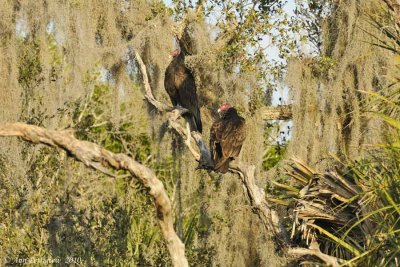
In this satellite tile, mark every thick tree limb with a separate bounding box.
[0,123,188,267]
[134,50,290,246]
[230,163,290,245]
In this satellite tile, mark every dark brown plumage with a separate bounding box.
[164,48,202,133]
[210,104,246,173]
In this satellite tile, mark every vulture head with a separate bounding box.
[217,103,232,114]
[170,48,181,58]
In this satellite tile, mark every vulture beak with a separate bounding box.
[217,108,221,113]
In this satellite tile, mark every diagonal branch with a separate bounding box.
[230,163,290,245]
[134,49,290,246]
[0,123,188,267]
[134,50,169,112]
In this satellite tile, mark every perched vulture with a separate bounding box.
[210,103,246,173]
[164,48,202,133]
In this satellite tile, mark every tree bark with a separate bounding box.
[0,123,188,267]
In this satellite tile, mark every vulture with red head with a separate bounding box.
[164,48,202,133]
[210,104,246,173]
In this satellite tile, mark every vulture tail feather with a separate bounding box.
[214,158,231,173]
[184,113,202,133]
[193,113,202,133]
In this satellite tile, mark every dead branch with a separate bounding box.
[261,105,292,121]
[230,163,290,245]
[134,50,290,246]
[288,241,341,267]
[0,123,188,267]
[134,50,169,112]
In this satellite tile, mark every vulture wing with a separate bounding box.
[164,53,202,132]
[164,59,179,106]
[178,71,202,133]
[210,119,228,173]
[220,117,246,159]
[210,112,246,173]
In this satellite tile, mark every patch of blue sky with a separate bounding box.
[16,16,28,39]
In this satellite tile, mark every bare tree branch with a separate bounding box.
[0,123,188,267]
[230,163,290,245]
[261,105,292,121]
[134,50,169,112]
[134,49,290,246]
[288,241,342,267]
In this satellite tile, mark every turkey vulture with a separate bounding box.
[210,103,246,173]
[164,48,202,133]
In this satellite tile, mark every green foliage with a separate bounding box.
[17,37,47,124]
[73,83,152,161]
[263,122,288,171]
[263,145,287,171]
[339,15,400,264]
[341,149,400,266]
[311,55,337,77]
[17,39,43,91]
[146,1,173,20]
[293,0,336,54]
